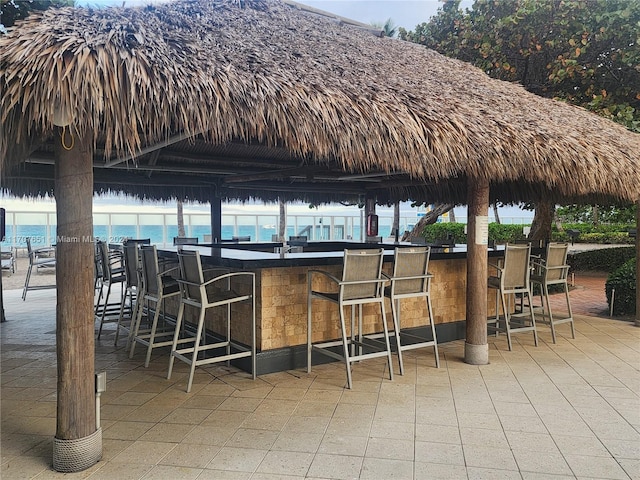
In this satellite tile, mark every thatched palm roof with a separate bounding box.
[1,0,639,205]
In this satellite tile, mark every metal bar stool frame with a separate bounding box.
[307,248,393,389]
[115,241,147,346]
[95,241,127,339]
[385,246,440,375]
[530,242,575,343]
[488,243,539,351]
[22,237,56,301]
[167,249,256,393]
[129,245,181,367]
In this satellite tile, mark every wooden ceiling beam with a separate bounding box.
[158,149,300,169]
[226,183,365,194]
[26,156,237,176]
[223,167,325,183]
[102,130,203,168]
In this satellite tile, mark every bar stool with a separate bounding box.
[115,240,150,346]
[167,249,256,393]
[307,248,393,389]
[530,242,575,343]
[129,245,181,367]
[488,243,538,350]
[385,246,439,375]
[96,241,127,339]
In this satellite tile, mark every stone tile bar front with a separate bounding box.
[158,242,504,374]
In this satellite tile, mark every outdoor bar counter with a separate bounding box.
[157,242,505,374]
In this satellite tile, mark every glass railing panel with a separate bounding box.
[257,216,277,242]
[15,212,52,247]
[107,214,138,243]
[188,213,211,241]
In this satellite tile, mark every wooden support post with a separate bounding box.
[53,126,101,471]
[465,179,490,365]
[636,199,639,327]
[278,199,287,242]
[365,195,377,241]
[210,193,222,243]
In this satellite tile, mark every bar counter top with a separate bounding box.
[160,242,507,269]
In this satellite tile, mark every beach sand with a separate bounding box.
[2,255,57,292]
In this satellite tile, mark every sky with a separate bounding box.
[78,0,460,31]
[295,1,445,30]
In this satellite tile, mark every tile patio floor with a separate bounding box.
[1,279,639,480]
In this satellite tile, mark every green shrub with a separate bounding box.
[488,224,527,243]
[605,232,636,244]
[421,223,467,243]
[421,223,528,244]
[567,247,636,272]
[551,226,635,244]
[551,231,570,242]
[553,223,633,234]
[606,258,636,315]
[579,233,608,244]
[419,222,635,246]
[568,232,634,244]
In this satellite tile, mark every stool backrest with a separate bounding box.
[392,246,431,295]
[124,238,151,246]
[502,243,531,289]
[232,235,251,242]
[341,249,385,301]
[140,246,161,296]
[173,237,198,245]
[94,240,103,279]
[123,243,141,287]
[26,237,34,256]
[177,249,205,302]
[97,241,113,282]
[544,242,569,281]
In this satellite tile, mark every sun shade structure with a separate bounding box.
[1,0,639,472]
[1,0,639,205]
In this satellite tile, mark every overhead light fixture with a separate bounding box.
[53,100,71,127]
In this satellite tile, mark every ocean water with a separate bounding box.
[1,224,365,247]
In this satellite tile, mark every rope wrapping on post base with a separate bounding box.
[53,427,102,472]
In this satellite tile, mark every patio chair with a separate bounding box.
[167,249,255,393]
[129,245,181,367]
[22,237,56,301]
[530,242,575,343]
[384,246,439,374]
[307,248,393,389]
[1,246,16,275]
[488,243,538,350]
[95,241,127,339]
